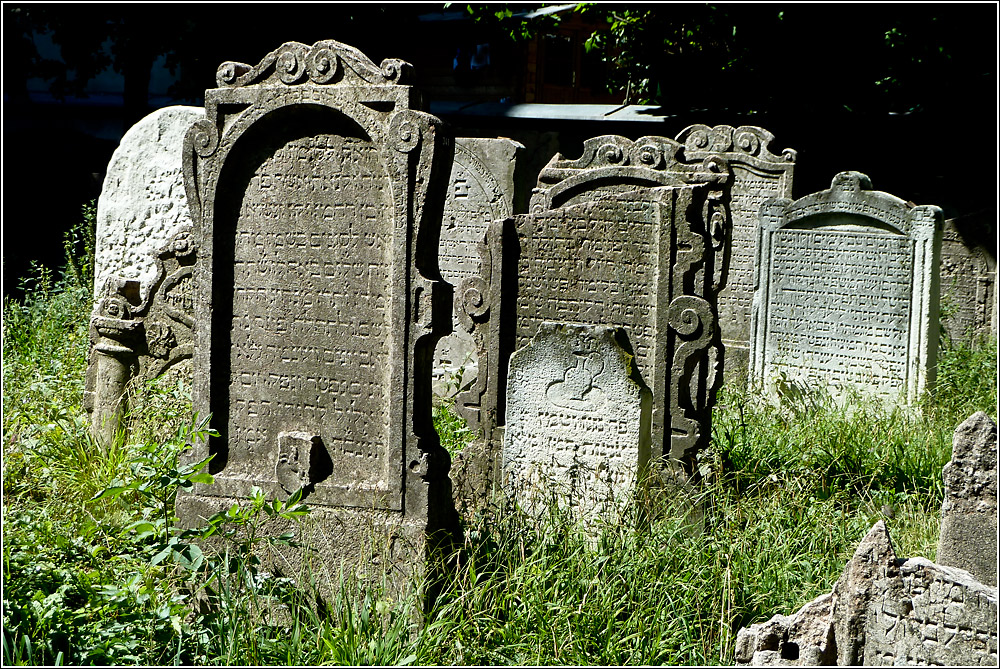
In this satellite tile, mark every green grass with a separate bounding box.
[3,210,996,664]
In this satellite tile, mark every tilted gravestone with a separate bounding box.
[84,106,204,444]
[735,520,999,667]
[433,137,522,397]
[938,412,998,587]
[939,213,997,343]
[751,171,943,404]
[502,323,651,523]
[674,125,796,380]
[175,39,456,590]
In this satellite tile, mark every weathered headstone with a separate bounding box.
[939,212,997,343]
[735,520,999,667]
[175,39,456,591]
[938,412,998,587]
[675,125,797,379]
[751,172,943,404]
[513,184,721,467]
[502,323,651,523]
[433,137,522,397]
[84,106,204,443]
[94,106,204,303]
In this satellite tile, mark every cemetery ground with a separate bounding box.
[2,212,997,666]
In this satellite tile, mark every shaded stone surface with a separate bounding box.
[176,39,456,595]
[502,323,651,523]
[750,171,943,404]
[512,185,721,466]
[95,106,204,304]
[735,520,999,667]
[674,125,796,380]
[433,137,522,397]
[938,412,998,587]
[939,212,997,343]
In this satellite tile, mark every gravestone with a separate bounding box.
[939,212,997,343]
[84,106,204,444]
[735,521,999,667]
[675,125,797,379]
[94,106,204,303]
[175,39,456,592]
[502,323,651,523]
[938,412,998,587]
[433,137,522,397]
[751,172,943,404]
[512,185,721,467]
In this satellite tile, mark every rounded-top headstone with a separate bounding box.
[95,106,204,303]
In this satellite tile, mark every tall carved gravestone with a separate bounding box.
[751,172,943,404]
[503,323,651,524]
[433,138,522,397]
[675,125,796,379]
[176,40,456,591]
[85,106,204,444]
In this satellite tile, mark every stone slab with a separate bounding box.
[95,106,204,304]
[751,171,943,404]
[512,185,721,465]
[433,137,522,397]
[178,39,457,593]
[939,212,997,343]
[938,412,998,587]
[502,322,651,523]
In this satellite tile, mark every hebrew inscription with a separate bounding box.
[752,172,942,404]
[224,129,393,499]
[503,323,651,524]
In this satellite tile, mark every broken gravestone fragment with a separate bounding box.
[502,322,651,527]
[751,171,943,405]
[175,38,456,598]
[735,520,999,666]
[938,411,998,587]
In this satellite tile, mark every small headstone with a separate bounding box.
[938,412,998,586]
[735,520,999,667]
[176,39,456,593]
[94,106,204,303]
[502,323,651,523]
[433,137,522,397]
[751,172,943,404]
[675,125,796,379]
[939,213,997,343]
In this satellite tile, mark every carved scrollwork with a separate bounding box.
[307,47,338,84]
[633,142,664,169]
[277,46,308,84]
[734,129,761,156]
[389,110,422,153]
[455,276,490,333]
[599,142,625,165]
[687,128,710,150]
[216,61,252,86]
[167,230,196,260]
[380,58,414,84]
[190,119,220,158]
[214,40,414,88]
[667,295,711,339]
